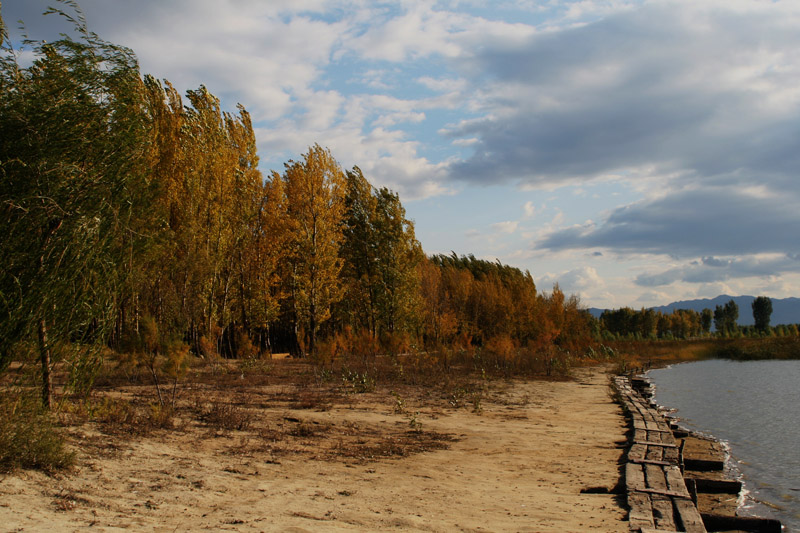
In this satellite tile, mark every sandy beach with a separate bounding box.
[0,365,628,532]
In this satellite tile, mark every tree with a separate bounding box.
[339,167,381,335]
[752,296,772,332]
[339,167,423,339]
[0,6,149,407]
[135,77,266,357]
[700,308,713,334]
[714,299,739,336]
[283,145,346,356]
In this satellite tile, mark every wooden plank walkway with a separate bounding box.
[614,376,707,533]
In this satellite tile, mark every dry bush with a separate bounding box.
[238,356,271,375]
[0,393,74,473]
[289,389,334,411]
[287,420,329,438]
[340,368,376,393]
[198,334,217,359]
[330,430,454,463]
[87,396,174,435]
[235,331,259,359]
[347,328,380,364]
[484,334,516,361]
[198,399,253,432]
[381,331,414,356]
[315,333,344,367]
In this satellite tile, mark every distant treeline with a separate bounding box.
[599,297,799,340]
[0,7,600,406]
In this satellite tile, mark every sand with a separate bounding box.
[0,365,628,532]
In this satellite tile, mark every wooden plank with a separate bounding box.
[700,513,782,533]
[644,418,663,429]
[682,458,724,471]
[640,428,673,434]
[644,463,668,492]
[629,410,646,423]
[642,412,659,423]
[685,477,742,494]
[651,495,677,531]
[628,443,647,462]
[645,442,664,463]
[614,376,710,533]
[663,446,680,464]
[626,462,647,492]
[628,491,655,531]
[630,458,674,466]
[673,498,707,533]
[663,465,691,499]
[654,424,674,436]
[634,441,678,448]
[632,487,692,499]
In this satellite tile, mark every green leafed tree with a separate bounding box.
[751,296,772,332]
[339,167,423,340]
[0,5,149,406]
[700,308,713,334]
[713,299,739,337]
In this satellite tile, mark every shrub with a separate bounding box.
[199,399,252,431]
[0,393,74,473]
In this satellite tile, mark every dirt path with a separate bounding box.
[0,366,628,532]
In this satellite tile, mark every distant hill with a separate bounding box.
[588,295,800,326]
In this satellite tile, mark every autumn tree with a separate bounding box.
[417,258,458,348]
[236,173,288,353]
[282,145,346,356]
[134,78,267,357]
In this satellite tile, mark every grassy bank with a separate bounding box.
[607,336,800,374]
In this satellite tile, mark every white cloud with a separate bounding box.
[491,221,519,234]
[523,201,536,218]
[417,76,467,93]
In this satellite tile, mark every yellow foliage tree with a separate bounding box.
[282,145,346,356]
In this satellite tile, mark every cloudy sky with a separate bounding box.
[4,0,799,309]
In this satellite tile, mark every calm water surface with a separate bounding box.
[648,359,800,531]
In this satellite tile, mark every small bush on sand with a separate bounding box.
[0,393,74,473]
[199,399,253,432]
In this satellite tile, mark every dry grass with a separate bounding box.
[22,354,471,469]
[0,343,596,475]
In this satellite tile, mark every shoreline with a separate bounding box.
[637,368,785,532]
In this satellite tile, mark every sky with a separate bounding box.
[3,0,800,309]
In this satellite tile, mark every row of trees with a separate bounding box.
[600,308,712,340]
[423,254,594,353]
[1,8,600,407]
[600,297,781,340]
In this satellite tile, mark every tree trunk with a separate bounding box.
[38,318,53,409]
[309,301,316,357]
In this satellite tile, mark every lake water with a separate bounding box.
[648,359,800,531]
